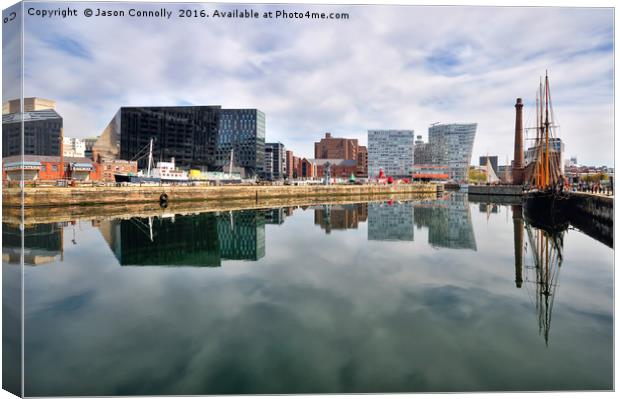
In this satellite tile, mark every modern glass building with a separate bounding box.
[93,106,265,177]
[218,109,265,177]
[428,123,477,182]
[367,130,414,178]
[2,109,62,157]
[264,142,286,180]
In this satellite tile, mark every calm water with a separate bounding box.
[3,193,614,395]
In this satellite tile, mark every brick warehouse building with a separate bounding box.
[2,155,100,182]
[314,132,359,160]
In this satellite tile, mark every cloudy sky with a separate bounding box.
[8,2,615,165]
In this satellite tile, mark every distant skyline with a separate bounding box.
[4,2,614,165]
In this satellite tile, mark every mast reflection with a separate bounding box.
[523,216,565,346]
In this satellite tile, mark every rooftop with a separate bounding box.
[2,109,62,123]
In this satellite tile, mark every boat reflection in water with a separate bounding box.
[473,200,566,346]
[522,205,566,346]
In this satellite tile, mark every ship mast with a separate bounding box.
[544,71,551,188]
[147,138,154,177]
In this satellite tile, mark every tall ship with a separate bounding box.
[522,72,569,231]
[114,139,189,184]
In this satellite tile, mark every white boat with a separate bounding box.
[151,158,189,182]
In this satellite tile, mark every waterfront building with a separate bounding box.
[2,155,97,182]
[413,135,450,180]
[428,123,477,182]
[94,106,220,171]
[218,109,265,177]
[2,97,56,115]
[411,165,450,181]
[93,106,265,177]
[264,142,286,180]
[314,132,358,160]
[356,146,368,177]
[2,109,63,157]
[99,159,138,182]
[83,137,98,159]
[414,136,433,165]
[479,156,498,175]
[285,150,295,179]
[368,201,414,241]
[307,159,358,179]
[368,130,415,178]
[63,137,86,158]
[297,158,316,179]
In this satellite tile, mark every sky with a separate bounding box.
[5,1,615,165]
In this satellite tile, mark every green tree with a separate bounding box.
[468,168,487,184]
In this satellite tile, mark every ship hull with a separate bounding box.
[523,190,569,233]
[114,174,161,184]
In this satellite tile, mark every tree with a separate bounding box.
[468,168,487,184]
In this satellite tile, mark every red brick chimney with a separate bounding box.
[512,98,524,185]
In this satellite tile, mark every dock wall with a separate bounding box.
[3,183,439,208]
[467,185,523,196]
[567,192,613,248]
[567,192,613,224]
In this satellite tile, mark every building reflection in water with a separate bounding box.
[479,203,499,214]
[512,205,524,288]
[368,201,414,241]
[414,193,477,250]
[99,210,266,267]
[2,223,64,266]
[314,204,368,234]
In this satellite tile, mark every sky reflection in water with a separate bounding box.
[3,193,613,395]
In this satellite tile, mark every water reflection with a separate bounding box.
[2,223,63,265]
[99,210,266,267]
[478,200,565,346]
[414,194,477,250]
[368,201,415,241]
[314,204,368,233]
[7,193,613,394]
[523,209,565,346]
[11,193,481,269]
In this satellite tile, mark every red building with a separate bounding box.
[3,155,101,182]
[311,159,358,179]
[99,159,138,182]
[356,146,368,177]
[314,132,359,160]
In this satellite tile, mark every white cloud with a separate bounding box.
[21,3,613,165]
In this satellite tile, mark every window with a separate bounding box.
[52,164,58,172]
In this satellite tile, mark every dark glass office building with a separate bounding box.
[2,109,62,157]
[94,106,265,177]
[217,109,265,177]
